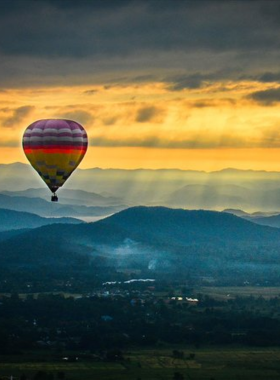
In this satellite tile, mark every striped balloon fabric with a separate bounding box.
[23,119,88,195]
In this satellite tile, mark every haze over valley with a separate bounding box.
[3,163,280,218]
[2,161,280,287]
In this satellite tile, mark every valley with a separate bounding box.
[2,164,280,379]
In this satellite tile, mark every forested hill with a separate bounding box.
[0,208,83,231]
[2,206,280,285]
[1,206,280,260]
[96,206,280,245]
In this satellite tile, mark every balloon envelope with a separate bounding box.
[22,119,88,193]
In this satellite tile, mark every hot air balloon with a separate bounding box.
[22,119,88,202]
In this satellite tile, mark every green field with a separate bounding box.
[195,286,280,300]
[2,347,280,380]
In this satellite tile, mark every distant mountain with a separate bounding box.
[164,184,249,209]
[223,209,251,217]
[2,188,122,207]
[251,214,280,229]
[222,208,280,228]
[4,162,280,211]
[257,188,280,210]
[0,208,84,231]
[0,162,43,191]
[0,193,125,218]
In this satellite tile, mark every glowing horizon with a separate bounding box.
[1,80,280,172]
[3,147,280,173]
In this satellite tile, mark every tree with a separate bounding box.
[33,372,47,380]
[172,350,184,359]
[173,372,184,380]
[106,349,124,361]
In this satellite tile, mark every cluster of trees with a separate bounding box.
[2,246,280,296]
[1,291,280,356]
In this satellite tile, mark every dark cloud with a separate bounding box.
[83,89,98,95]
[44,105,60,110]
[247,87,280,105]
[165,69,241,91]
[0,1,279,59]
[133,74,157,83]
[257,72,280,83]
[0,1,280,86]
[136,106,162,123]
[243,71,280,83]
[3,106,34,127]
[166,73,207,90]
[192,101,213,108]
[91,136,159,148]
[103,117,118,126]
[58,110,94,126]
[190,98,236,108]
[91,134,251,149]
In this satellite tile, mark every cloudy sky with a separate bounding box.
[2,0,280,171]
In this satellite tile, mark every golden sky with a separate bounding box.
[1,80,280,171]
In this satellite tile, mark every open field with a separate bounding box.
[2,347,280,380]
[2,285,280,302]
[195,286,280,300]
[2,286,280,302]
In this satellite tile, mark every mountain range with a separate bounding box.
[1,206,280,284]
[223,209,280,228]
[0,193,125,218]
[0,208,83,231]
[1,188,122,206]
[2,163,280,213]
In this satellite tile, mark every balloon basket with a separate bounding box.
[51,194,58,202]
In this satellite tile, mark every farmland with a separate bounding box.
[2,284,280,379]
[1,347,280,379]
[195,286,280,300]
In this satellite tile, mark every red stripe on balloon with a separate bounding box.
[24,148,87,154]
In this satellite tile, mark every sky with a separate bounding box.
[2,0,280,171]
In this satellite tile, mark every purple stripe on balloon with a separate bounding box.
[45,119,69,130]
[27,119,86,132]
[25,132,86,138]
[24,141,88,147]
[67,120,84,130]
[27,120,46,130]
[26,139,87,144]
